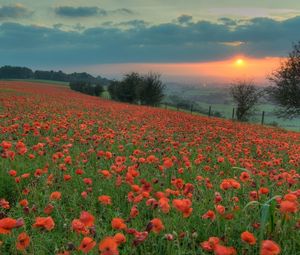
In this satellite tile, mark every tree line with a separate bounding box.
[69,81,104,96]
[0,65,110,85]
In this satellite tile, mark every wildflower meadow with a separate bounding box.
[0,81,299,255]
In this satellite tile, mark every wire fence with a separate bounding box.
[160,102,300,131]
[100,92,299,131]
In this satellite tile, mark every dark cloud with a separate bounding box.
[111,8,135,15]
[1,16,299,67]
[55,6,104,17]
[117,20,148,28]
[54,6,135,18]
[218,17,237,26]
[177,15,193,24]
[0,4,33,19]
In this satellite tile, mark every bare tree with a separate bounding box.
[267,42,300,119]
[230,80,261,121]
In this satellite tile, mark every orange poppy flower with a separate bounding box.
[71,219,89,235]
[33,216,55,231]
[50,191,62,201]
[99,237,119,255]
[44,204,55,214]
[158,197,170,213]
[16,232,30,251]
[113,233,126,245]
[19,199,29,207]
[200,237,220,252]
[214,244,237,255]
[280,200,298,214]
[241,231,256,245]
[150,218,164,233]
[260,240,281,255]
[0,199,10,209]
[216,205,225,215]
[111,218,127,230]
[172,199,193,218]
[78,237,96,253]
[0,218,24,234]
[163,158,173,169]
[98,195,112,205]
[79,211,95,227]
[202,210,216,221]
[130,206,139,218]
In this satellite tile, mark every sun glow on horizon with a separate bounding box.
[235,58,245,66]
[73,56,283,84]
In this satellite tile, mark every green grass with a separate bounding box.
[1,79,69,86]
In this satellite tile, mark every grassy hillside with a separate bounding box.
[0,81,299,255]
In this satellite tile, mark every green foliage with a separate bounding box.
[69,81,104,96]
[108,72,165,106]
[140,73,165,106]
[230,80,262,121]
[0,170,19,204]
[0,65,111,85]
[0,66,33,79]
[267,41,300,119]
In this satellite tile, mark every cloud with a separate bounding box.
[219,41,245,47]
[209,7,300,18]
[117,20,148,28]
[0,16,300,67]
[111,8,135,15]
[55,6,104,17]
[54,6,135,18]
[177,15,193,24]
[0,4,33,19]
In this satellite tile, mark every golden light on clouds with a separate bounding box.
[220,41,245,47]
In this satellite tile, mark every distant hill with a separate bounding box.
[0,65,112,85]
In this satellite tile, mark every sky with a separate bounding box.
[1,0,300,84]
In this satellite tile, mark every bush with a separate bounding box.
[69,81,104,96]
[107,72,165,106]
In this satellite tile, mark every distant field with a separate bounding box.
[165,84,300,131]
[0,79,69,86]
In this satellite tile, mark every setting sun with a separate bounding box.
[235,59,245,66]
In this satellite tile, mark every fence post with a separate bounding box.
[232,108,235,120]
[190,104,193,114]
[261,111,265,125]
[208,106,211,117]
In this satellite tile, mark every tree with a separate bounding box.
[94,83,104,96]
[140,73,165,106]
[267,42,300,119]
[107,72,165,106]
[108,81,121,100]
[0,66,33,79]
[69,81,103,96]
[230,80,261,121]
[119,72,142,103]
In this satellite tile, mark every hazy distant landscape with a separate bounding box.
[163,82,300,130]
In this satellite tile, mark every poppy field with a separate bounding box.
[0,81,299,255]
